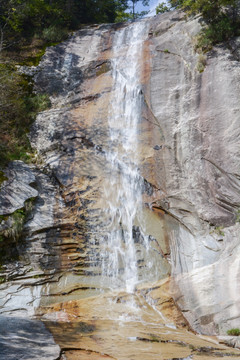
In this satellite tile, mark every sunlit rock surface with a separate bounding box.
[0,161,38,215]
[0,10,240,360]
[147,11,240,335]
[39,280,240,360]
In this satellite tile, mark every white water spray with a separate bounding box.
[100,20,150,293]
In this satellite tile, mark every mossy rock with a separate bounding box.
[96,62,110,77]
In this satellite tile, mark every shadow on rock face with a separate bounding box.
[0,316,60,360]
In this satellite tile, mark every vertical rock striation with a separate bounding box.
[147,11,240,334]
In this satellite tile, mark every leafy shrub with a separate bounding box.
[196,15,240,51]
[227,328,240,336]
[27,93,51,114]
[0,64,51,168]
[0,171,8,189]
[42,26,68,43]
[169,0,240,50]
[156,2,170,14]
[196,53,207,72]
[3,210,25,241]
[210,225,225,237]
[215,226,225,236]
[0,198,36,265]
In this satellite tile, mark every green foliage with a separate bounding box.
[227,328,240,336]
[195,14,240,51]
[21,42,56,67]
[0,171,8,188]
[0,0,130,50]
[115,10,133,22]
[167,0,240,48]
[210,225,225,236]
[0,210,25,260]
[0,197,36,248]
[26,93,51,114]
[3,210,25,241]
[0,0,149,34]
[0,197,36,266]
[42,26,68,43]
[0,215,8,222]
[156,2,170,14]
[0,64,51,168]
[33,273,42,278]
[24,197,35,214]
[127,0,149,19]
[169,0,239,24]
[215,226,225,237]
[196,53,207,72]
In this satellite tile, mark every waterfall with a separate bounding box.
[98,20,151,293]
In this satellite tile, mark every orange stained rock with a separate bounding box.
[40,282,240,360]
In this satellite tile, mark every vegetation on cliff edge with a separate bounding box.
[0,63,51,168]
[227,328,240,336]
[157,0,240,51]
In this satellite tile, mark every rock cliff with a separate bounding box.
[147,11,240,335]
[0,10,240,359]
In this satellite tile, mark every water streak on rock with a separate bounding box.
[93,21,152,292]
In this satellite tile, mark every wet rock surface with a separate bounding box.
[39,282,240,360]
[0,10,239,360]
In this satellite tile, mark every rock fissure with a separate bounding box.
[59,348,117,360]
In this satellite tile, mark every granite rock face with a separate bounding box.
[0,11,240,358]
[29,12,240,335]
[146,11,240,334]
[0,316,61,360]
[0,161,38,215]
[0,162,62,358]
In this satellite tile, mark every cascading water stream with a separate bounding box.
[25,18,237,360]
[98,20,151,293]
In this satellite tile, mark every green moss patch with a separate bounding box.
[96,62,110,77]
[0,171,8,189]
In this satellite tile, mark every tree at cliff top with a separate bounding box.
[168,0,239,23]
[156,2,170,14]
[62,0,129,26]
[115,0,149,21]
[0,0,129,50]
[129,0,150,18]
[167,0,240,49]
